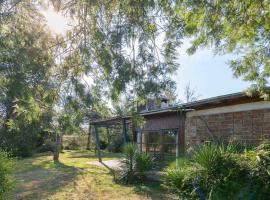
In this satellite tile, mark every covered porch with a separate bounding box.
[90,108,186,164]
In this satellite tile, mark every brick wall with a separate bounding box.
[185,108,270,147]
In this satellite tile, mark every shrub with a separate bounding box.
[107,136,123,153]
[164,158,196,199]
[136,152,154,172]
[247,148,270,199]
[257,139,270,151]
[118,143,138,183]
[164,142,256,200]
[36,143,54,153]
[99,140,108,150]
[0,150,14,200]
[117,143,154,184]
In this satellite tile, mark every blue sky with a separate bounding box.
[174,40,251,101]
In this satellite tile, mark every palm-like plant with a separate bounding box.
[119,143,138,183]
[119,143,154,183]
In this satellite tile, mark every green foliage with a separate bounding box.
[0,150,14,200]
[176,1,270,96]
[65,139,80,150]
[257,139,270,151]
[118,143,138,183]
[136,153,154,172]
[118,143,154,184]
[36,143,54,153]
[55,0,179,110]
[0,2,59,157]
[164,141,270,200]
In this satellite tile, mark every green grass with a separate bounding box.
[10,150,174,200]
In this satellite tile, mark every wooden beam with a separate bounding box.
[176,111,185,158]
[94,125,102,162]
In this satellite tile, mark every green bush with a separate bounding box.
[247,148,270,199]
[164,158,196,199]
[164,142,267,200]
[136,152,154,172]
[117,143,154,184]
[0,150,14,200]
[36,143,54,153]
[118,143,137,183]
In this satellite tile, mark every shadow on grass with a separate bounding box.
[11,160,79,200]
[66,150,123,159]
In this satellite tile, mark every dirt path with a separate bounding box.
[86,159,122,169]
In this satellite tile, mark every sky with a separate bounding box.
[41,8,251,101]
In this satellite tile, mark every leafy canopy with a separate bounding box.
[53,0,180,105]
[176,0,270,98]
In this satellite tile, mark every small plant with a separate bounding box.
[0,150,14,200]
[136,152,154,172]
[117,143,154,183]
[118,143,138,183]
[164,142,256,200]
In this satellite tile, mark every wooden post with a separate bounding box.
[176,111,185,158]
[86,124,92,150]
[137,131,142,153]
[122,118,128,144]
[94,125,102,162]
[159,132,165,160]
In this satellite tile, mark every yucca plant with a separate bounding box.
[136,152,154,172]
[118,143,154,183]
[119,143,138,183]
[192,143,221,172]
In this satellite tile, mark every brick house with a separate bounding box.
[91,91,270,161]
[135,91,270,159]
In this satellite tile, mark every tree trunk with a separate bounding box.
[53,132,62,162]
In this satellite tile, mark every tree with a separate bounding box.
[183,82,200,103]
[0,1,59,156]
[175,0,270,99]
[52,0,180,108]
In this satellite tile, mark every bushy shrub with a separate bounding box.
[0,150,14,200]
[165,158,196,199]
[164,141,267,200]
[36,143,54,153]
[117,143,154,184]
[118,143,137,183]
[136,153,154,172]
[107,136,123,153]
[99,140,108,150]
[246,147,270,199]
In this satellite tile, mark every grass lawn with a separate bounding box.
[10,150,174,200]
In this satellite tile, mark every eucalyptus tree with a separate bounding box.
[0,1,59,156]
[175,0,270,98]
[52,0,181,111]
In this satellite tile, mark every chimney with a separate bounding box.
[161,98,169,108]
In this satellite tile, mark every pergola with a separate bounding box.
[90,116,133,162]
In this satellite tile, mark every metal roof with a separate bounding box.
[90,90,268,120]
[179,91,246,109]
[138,91,261,116]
